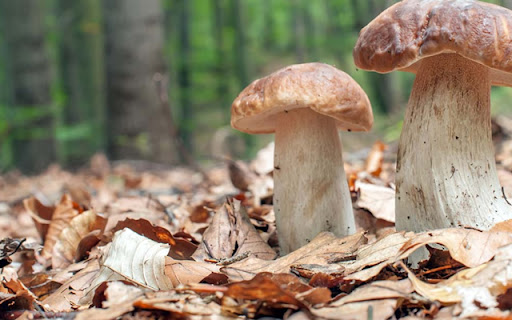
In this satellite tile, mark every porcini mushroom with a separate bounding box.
[231,63,373,254]
[353,0,512,232]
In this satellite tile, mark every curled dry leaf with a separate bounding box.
[222,231,366,282]
[25,194,82,259]
[52,210,107,269]
[111,218,197,260]
[83,228,173,306]
[193,198,276,262]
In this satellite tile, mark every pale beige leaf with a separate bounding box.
[88,228,173,295]
[313,299,399,320]
[330,279,413,307]
[52,210,106,269]
[135,291,222,316]
[222,231,366,281]
[164,258,220,287]
[344,228,512,282]
[355,181,395,223]
[102,281,144,308]
[43,259,100,311]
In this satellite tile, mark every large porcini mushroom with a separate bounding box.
[231,62,373,254]
[353,0,512,232]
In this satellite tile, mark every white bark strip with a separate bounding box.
[396,53,512,232]
[274,108,355,254]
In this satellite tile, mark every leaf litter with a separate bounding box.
[4,125,512,319]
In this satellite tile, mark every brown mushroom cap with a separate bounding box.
[353,0,512,86]
[231,62,373,134]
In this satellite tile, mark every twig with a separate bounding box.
[205,251,251,265]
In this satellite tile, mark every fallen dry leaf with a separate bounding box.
[25,194,82,259]
[365,141,387,177]
[82,228,173,306]
[52,210,107,268]
[193,198,276,261]
[403,243,512,318]
[221,272,311,317]
[111,218,197,260]
[355,181,395,223]
[164,258,220,287]
[222,231,366,281]
[342,228,512,282]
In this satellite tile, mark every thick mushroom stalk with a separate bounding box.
[274,108,355,254]
[396,53,512,232]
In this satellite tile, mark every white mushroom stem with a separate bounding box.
[273,108,355,254]
[396,53,512,232]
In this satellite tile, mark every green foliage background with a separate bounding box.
[1,0,512,172]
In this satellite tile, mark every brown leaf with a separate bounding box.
[25,194,82,259]
[222,272,308,317]
[193,198,276,261]
[51,210,107,268]
[23,197,54,239]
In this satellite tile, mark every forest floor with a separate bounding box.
[4,118,512,319]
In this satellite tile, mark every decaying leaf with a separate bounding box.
[193,198,276,262]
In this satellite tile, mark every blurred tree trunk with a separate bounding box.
[177,0,193,151]
[57,0,105,167]
[502,0,512,8]
[103,0,179,164]
[0,0,55,173]
[232,0,249,87]
[212,0,230,121]
[262,0,275,51]
[231,0,255,156]
[292,0,306,63]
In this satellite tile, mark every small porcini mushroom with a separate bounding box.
[353,0,512,232]
[231,62,373,254]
